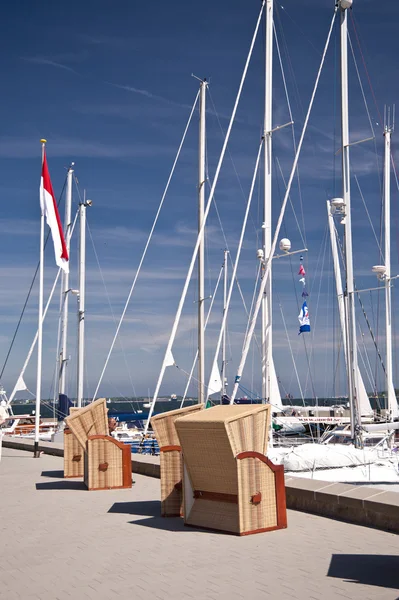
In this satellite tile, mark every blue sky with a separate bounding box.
[1,0,399,401]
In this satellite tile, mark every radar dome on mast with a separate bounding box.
[340,0,353,9]
[279,238,291,253]
[372,265,386,279]
[330,197,345,212]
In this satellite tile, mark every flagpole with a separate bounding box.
[34,139,46,458]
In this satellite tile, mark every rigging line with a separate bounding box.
[244,263,262,351]
[332,333,344,399]
[93,89,200,400]
[207,140,264,404]
[273,18,307,248]
[104,376,130,402]
[349,12,383,202]
[0,175,68,382]
[349,11,382,125]
[278,300,315,443]
[277,4,322,57]
[77,176,138,398]
[391,153,399,266]
[275,3,333,210]
[354,174,384,263]
[77,179,138,399]
[358,290,386,376]
[348,26,383,208]
[347,32,375,139]
[180,263,224,408]
[145,1,267,433]
[272,155,300,394]
[205,179,261,353]
[230,6,339,404]
[323,241,331,400]
[54,202,81,402]
[86,219,138,398]
[275,157,306,248]
[333,14,338,198]
[358,322,377,394]
[8,210,79,405]
[303,225,328,398]
[278,301,305,403]
[334,220,386,382]
[273,21,293,123]
[207,89,260,237]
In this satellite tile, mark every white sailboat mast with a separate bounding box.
[59,164,73,397]
[77,197,87,408]
[262,0,274,404]
[383,113,397,420]
[198,79,207,404]
[221,249,228,400]
[327,200,371,414]
[340,0,361,443]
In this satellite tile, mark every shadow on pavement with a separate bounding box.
[41,470,65,478]
[36,480,86,491]
[108,500,161,516]
[128,516,200,533]
[328,554,399,590]
[109,501,216,533]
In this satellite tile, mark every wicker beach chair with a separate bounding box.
[175,405,287,536]
[151,404,204,516]
[63,408,84,478]
[64,429,84,478]
[65,398,132,491]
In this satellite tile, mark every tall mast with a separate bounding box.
[59,164,73,397]
[198,79,207,404]
[262,0,274,404]
[340,0,361,445]
[77,195,88,408]
[383,111,397,420]
[34,139,46,458]
[327,200,371,413]
[221,249,228,400]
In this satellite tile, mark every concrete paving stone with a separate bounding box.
[1,448,399,600]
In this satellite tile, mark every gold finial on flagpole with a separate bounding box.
[40,139,47,163]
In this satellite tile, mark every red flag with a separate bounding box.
[40,150,69,272]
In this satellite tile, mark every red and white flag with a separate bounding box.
[40,150,69,273]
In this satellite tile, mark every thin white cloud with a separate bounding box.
[21,56,77,74]
[106,81,194,111]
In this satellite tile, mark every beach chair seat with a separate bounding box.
[175,404,287,536]
[65,398,132,491]
[151,404,204,516]
[84,434,132,491]
[63,428,84,478]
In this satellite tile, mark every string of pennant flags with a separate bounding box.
[297,254,310,335]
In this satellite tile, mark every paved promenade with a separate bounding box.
[1,448,398,600]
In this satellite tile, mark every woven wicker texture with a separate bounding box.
[175,405,270,495]
[64,430,84,478]
[151,405,203,516]
[151,404,204,447]
[85,437,123,490]
[65,398,109,451]
[185,499,239,534]
[160,452,182,516]
[176,404,282,535]
[237,456,277,532]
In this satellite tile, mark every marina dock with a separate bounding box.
[1,447,398,600]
